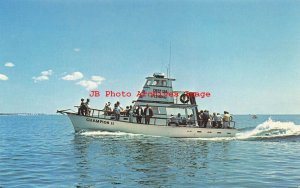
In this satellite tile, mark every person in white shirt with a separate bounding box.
[114,103,121,120]
[223,111,232,128]
[216,113,223,128]
[135,105,143,124]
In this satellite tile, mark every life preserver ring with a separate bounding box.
[180,93,189,103]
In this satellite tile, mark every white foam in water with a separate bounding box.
[187,137,236,141]
[236,118,300,140]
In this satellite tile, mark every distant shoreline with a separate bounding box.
[0,113,52,116]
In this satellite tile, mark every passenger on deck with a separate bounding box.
[176,113,182,124]
[78,98,85,115]
[187,114,194,126]
[198,110,204,127]
[84,99,90,116]
[114,103,121,120]
[115,101,123,109]
[125,106,130,117]
[104,102,111,115]
[181,116,187,125]
[126,105,132,117]
[223,111,232,128]
[169,114,178,126]
[128,105,134,122]
[216,113,223,128]
[135,105,143,124]
[203,110,210,128]
[212,113,218,128]
[144,104,153,125]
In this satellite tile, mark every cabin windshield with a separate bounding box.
[146,79,167,86]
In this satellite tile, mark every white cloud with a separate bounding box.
[32,69,53,82]
[91,75,105,83]
[76,75,105,90]
[73,48,81,52]
[41,70,53,76]
[62,72,83,81]
[0,74,8,81]
[77,80,99,90]
[32,75,48,82]
[4,62,15,67]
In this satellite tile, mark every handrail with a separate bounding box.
[72,105,236,128]
[74,106,105,112]
[229,121,235,128]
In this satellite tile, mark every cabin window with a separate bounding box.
[146,79,167,86]
[152,107,159,114]
[158,107,166,115]
[153,80,160,86]
[146,80,153,86]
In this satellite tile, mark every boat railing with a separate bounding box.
[73,106,236,129]
[74,106,105,117]
[229,121,236,128]
[75,106,158,119]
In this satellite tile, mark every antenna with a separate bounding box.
[168,42,171,78]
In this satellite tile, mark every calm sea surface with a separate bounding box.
[1,115,300,187]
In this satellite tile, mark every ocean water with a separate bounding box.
[1,115,300,187]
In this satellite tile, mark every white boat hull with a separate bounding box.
[67,114,238,138]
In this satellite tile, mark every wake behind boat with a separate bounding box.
[57,73,238,138]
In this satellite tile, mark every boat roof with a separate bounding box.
[167,104,197,109]
[146,76,175,81]
[131,102,197,109]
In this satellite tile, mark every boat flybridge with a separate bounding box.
[57,73,238,138]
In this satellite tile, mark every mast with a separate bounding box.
[168,42,171,78]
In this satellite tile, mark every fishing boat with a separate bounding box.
[57,73,238,138]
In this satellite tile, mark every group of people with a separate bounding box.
[134,104,153,124]
[168,110,232,128]
[103,101,153,124]
[169,113,194,126]
[78,98,90,116]
[78,99,232,128]
[198,110,232,129]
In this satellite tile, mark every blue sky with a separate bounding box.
[0,0,299,114]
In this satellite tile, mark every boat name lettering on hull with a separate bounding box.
[86,118,111,125]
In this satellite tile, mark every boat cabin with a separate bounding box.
[84,73,201,127]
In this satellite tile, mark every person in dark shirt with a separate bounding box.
[78,98,85,115]
[144,104,153,125]
[135,105,143,124]
[203,110,210,128]
[84,99,90,116]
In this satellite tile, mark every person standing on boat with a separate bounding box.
[78,98,85,115]
[144,104,153,125]
[103,102,111,115]
[216,113,223,128]
[135,105,143,124]
[212,113,218,128]
[84,99,90,116]
[198,110,204,127]
[128,105,134,123]
[223,111,232,128]
[114,103,121,120]
[203,110,210,128]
